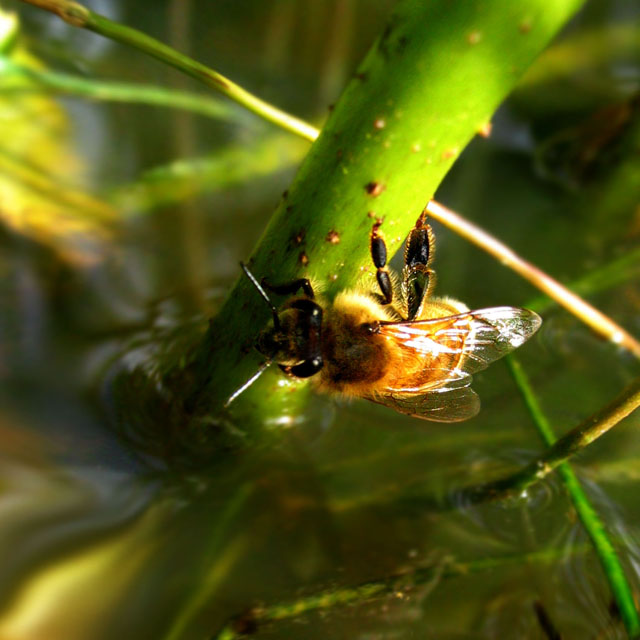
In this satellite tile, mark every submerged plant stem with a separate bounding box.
[459,374,640,504]
[212,546,592,639]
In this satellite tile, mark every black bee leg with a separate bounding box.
[403,210,436,320]
[261,277,315,299]
[370,221,393,304]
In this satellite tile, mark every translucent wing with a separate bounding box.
[370,307,541,422]
[380,307,541,377]
[368,375,481,423]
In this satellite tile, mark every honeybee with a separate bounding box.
[233,211,541,422]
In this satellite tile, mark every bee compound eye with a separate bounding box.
[360,322,380,335]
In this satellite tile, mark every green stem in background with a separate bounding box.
[457,374,640,504]
[17,0,319,140]
[213,546,593,640]
[474,357,640,637]
[0,58,251,124]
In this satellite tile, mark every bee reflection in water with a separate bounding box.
[230,210,541,422]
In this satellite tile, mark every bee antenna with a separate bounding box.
[240,262,280,329]
[224,360,272,408]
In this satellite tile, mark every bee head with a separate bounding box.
[359,322,381,335]
[255,308,295,361]
[256,301,323,368]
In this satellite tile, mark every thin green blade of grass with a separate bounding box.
[506,355,640,638]
[18,0,319,141]
[0,57,252,124]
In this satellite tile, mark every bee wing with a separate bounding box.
[380,306,541,376]
[369,375,481,423]
[370,307,541,422]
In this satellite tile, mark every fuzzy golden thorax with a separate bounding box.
[316,290,397,395]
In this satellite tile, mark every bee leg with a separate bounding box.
[403,210,436,320]
[370,221,393,304]
[260,277,315,299]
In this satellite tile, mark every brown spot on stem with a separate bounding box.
[519,19,532,34]
[292,229,305,246]
[477,122,492,138]
[365,181,385,197]
[374,118,386,130]
[441,147,459,160]
[326,230,340,244]
[299,252,309,266]
[467,30,482,45]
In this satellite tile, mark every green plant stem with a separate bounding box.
[17,0,319,140]
[504,357,640,638]
[212,545,592,640]
[0,57,250,123]
[457,374,640,505]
